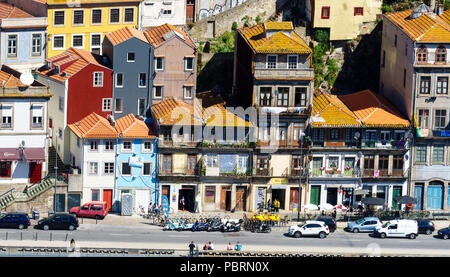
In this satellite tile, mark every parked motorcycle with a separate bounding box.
[221,220,242,232]
[251,221,271,233]
[207,219,224,232]
[192,220,209,232]
[163,219,183,231]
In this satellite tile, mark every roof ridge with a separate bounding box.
[118,114,137,136]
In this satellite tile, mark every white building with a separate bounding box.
[67,113,118,209]
[139,0,186,29]
[0,65,50,185]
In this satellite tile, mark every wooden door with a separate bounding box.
[221,186,231,210]
[103,189,113,211]
[235,187,247,211]
[289,187,299,210]
[29,162,42,183]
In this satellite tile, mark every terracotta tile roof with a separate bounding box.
[385,9,450,43]
[37,48,108,82]
[115,113,155,139]
[68,113,118,139]
[152,97,203,126]
[264,21,293,30]
[238,22,311,54]
[338,90,410,128]
[0,2,33,19]
[106,27,148,46]
[144,23,196,48]
[311,91,360,128]
[203,104,251,128]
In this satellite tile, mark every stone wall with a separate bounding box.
[188,0,290,42]
[5,189,53,215]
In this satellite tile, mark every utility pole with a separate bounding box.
[53,129,59,213]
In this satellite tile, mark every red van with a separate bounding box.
[70,201,108,219]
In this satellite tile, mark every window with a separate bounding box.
[436,46,446,63]
[288,55,298,69]
[256,156,268,169]
[328,157,339,169]
[237,155,248,169]
[162,2,173,15]
[292,155,301,170]
[141,162,151,176]
[124,8,134,23]
[7,35,17,57]
[93,72,104,87]
[138,73,147,88]
[205,186,215,203]
[0,162,12,178]
[91,9,102,24]
[90,34,102,55]
[31,105,43,128]
[121,162,131,175]
[73,10,84,25]
[31,34,42,56]
[89,140,98,151]
[59,96,64,111]
[266,55,277,69]
[137,98,146,116]
[1,105,12,129]
[354,7,363,16]
[54,11,65,25]
[277,87,289,107]
[312,128,325,142]
[123,141,132,151]
[321,7,330,19]
[364,155,375,170]
[378,155,389,171]
[163,154,172,172]
[143,141,153,152]
[417,46,427,63]
[434,109,447,130]
[115,73,123,88]
[312,157,323,170]
[53,35,65,50]
[433,145,445,163]
[277,126,287,141]
[293,123,304,142]
[419,76,431,94]
[259,87,272,106]
[329,129,339,140]
[258,126,270,140]
[184,86,193,99]
[154,86,163,99]
[127,52,135,62]
[110,8,120,23]
[115,98,123,113]
[186,154,196,171]
[380,131,390,141]
[393,155,403,170]
[394,35,397,47]
[416,145,427,163]
[104,162,114,174]
[72,34,83,48]
[295,87,307,107]
[155,57,164,70]
[91,189,100,201]
[207,155,218,167]
[89,162,98,175]
[103,140,113,151]
[437,77,448,94]
[185,57,194,71]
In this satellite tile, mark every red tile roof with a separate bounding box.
[0,2,33,19]
[68,113,118,139]
[144,23,196,48]
[115,113,155,139]
[106,26,148,46]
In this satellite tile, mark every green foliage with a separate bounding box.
[207,31,236,53]
[241,15,249,27]
[255,16,262,24]
[445,0,450,10]
[312,43,329,88]
[232,21,238,31]
[382,4,392,13]
[314,29,330,45]
[325,59,339,87]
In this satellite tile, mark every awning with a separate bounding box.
[23,148,45,162]
[354,189,369,195]
[0,148,20,161]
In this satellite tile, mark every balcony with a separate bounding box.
[254,68,314,80]
[254,167,273,177]
[310,168,359,178]
[362,169,406,178]
[362,140,407,149]
[159,166,200,177]
[158,139,199,148]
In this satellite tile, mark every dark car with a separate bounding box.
[315,216,337,232]
[0,213,30,229]
[437,226,450,240]
[37,213,79,231]
[417,220,435,235]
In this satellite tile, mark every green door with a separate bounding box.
[392,186,402,210]
[310,186,321,206]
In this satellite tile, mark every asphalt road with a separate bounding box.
[0,223,449,256]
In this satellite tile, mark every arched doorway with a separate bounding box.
[427,181,444,210]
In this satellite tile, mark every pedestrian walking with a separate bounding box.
[235,241,242,251]
[226,242,233,251]
[188,241,195,257]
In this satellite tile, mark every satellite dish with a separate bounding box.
[354,131,361,140]
[20,73,34,86]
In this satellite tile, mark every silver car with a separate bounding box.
[347,217,382,233]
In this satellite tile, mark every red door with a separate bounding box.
[103,189,113,211]
[29,163,42,183]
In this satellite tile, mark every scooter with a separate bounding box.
[181,219,195,231]
[163,219,182,231]
[221,220,242,232]
[207,219,223,232]
[251,221,271,233]
[192,220,209,232]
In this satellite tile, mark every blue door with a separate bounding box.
[427,185,443,210]
[414,185,423,210]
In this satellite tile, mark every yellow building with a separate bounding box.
[306,0,382,41]
[46,0,141,57]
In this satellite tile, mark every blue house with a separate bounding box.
[102,27,154,119]
[114,114,158,214]
[0,2,47,73]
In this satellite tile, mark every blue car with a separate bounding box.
[347,217,382,233]
[0,213,30,229]
[437,226,450,240]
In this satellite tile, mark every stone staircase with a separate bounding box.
[0,176,54,210]
[47,146,70,175]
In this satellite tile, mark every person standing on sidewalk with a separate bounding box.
[188,241,195,257]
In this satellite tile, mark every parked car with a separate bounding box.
[289,221,330,239]
[69,201,108,219]
[374,219,418,239]
[437,226,450,240]
[314,216,337,232]
[347,217,382,233]
[37,213,79,231]
[0,213,30,229]
[417,220,435,235]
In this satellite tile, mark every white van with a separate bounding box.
[374,219,418,239]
